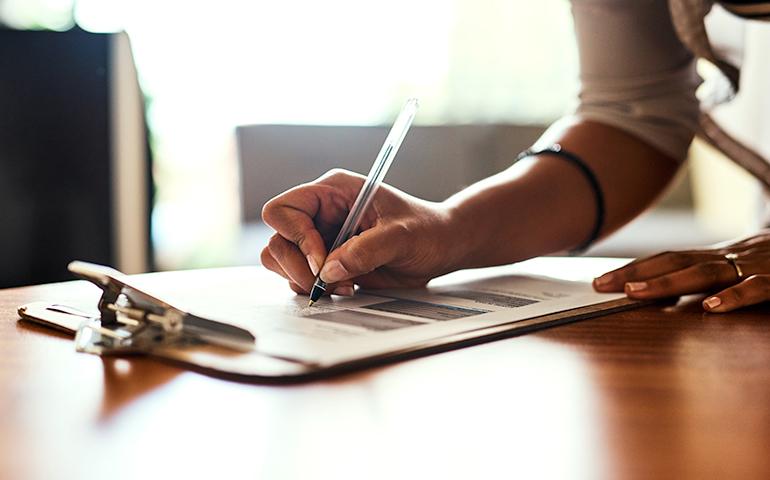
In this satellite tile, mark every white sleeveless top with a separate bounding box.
[571,0,770,186]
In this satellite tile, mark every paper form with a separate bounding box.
[140,257,630,367]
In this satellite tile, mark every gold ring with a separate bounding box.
[724,253,744,281]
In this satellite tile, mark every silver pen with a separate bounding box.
[308,98,419,306]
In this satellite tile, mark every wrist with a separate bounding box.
[440,199,490,271]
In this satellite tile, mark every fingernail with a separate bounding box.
[625,282,647,292]
[334,286,355,297]
[307,255,319,276]
[594,274,613,287]
[320,260,348,283]
[704,296,722,309]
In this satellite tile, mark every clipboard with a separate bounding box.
[18,259,644,383]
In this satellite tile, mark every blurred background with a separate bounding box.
[0,0,767,286]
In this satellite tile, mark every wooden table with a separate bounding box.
[2,262,770,480]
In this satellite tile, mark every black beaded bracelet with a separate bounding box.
[515,144,605,254]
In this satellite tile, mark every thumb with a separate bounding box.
[319,224,407,284]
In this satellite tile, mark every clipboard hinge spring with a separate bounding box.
[105,303,184,334]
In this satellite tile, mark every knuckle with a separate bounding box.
[320,168,365,188]
[619,264,638,279]
[322,168,352,182]
[259,247,274,266]
[261,198,281,227]
[390,222,412,242]
[696,262,723,281]
[260,248,287,280]
[728,286,744,302]
[653,275,672,290]
[745,274,770,290]
[664,251,690,268]
[293,231,307,249]
[344,241,371,274]
[267,234,287,258]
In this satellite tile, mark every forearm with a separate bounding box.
[442,117,681,269]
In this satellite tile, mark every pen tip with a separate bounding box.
[307,300,315,307]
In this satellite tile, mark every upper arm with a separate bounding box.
[571,0,701,162]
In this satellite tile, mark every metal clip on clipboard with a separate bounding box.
[23,261,256,356]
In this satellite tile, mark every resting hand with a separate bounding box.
[260,169,456,296]
[593,232,770,312]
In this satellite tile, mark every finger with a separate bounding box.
[261,245,354,297]
[331,283,356,297]
[289,281,306,294]
[267,234,315,292]
[594,250,718,292]
[261,247,310,294]
[261,246,310,294]
[316,168,367,192]
[722,234,770,254]
[260,247,290,281]
[703,274,770,313]
[352,268,429,289]
[319,224,409,284]
[261,185,331,271]
[622,260,738,299]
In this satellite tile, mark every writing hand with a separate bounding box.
[260,169,456,297]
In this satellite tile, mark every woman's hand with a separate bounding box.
[593,232,770,312]
[260,169,459,297]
